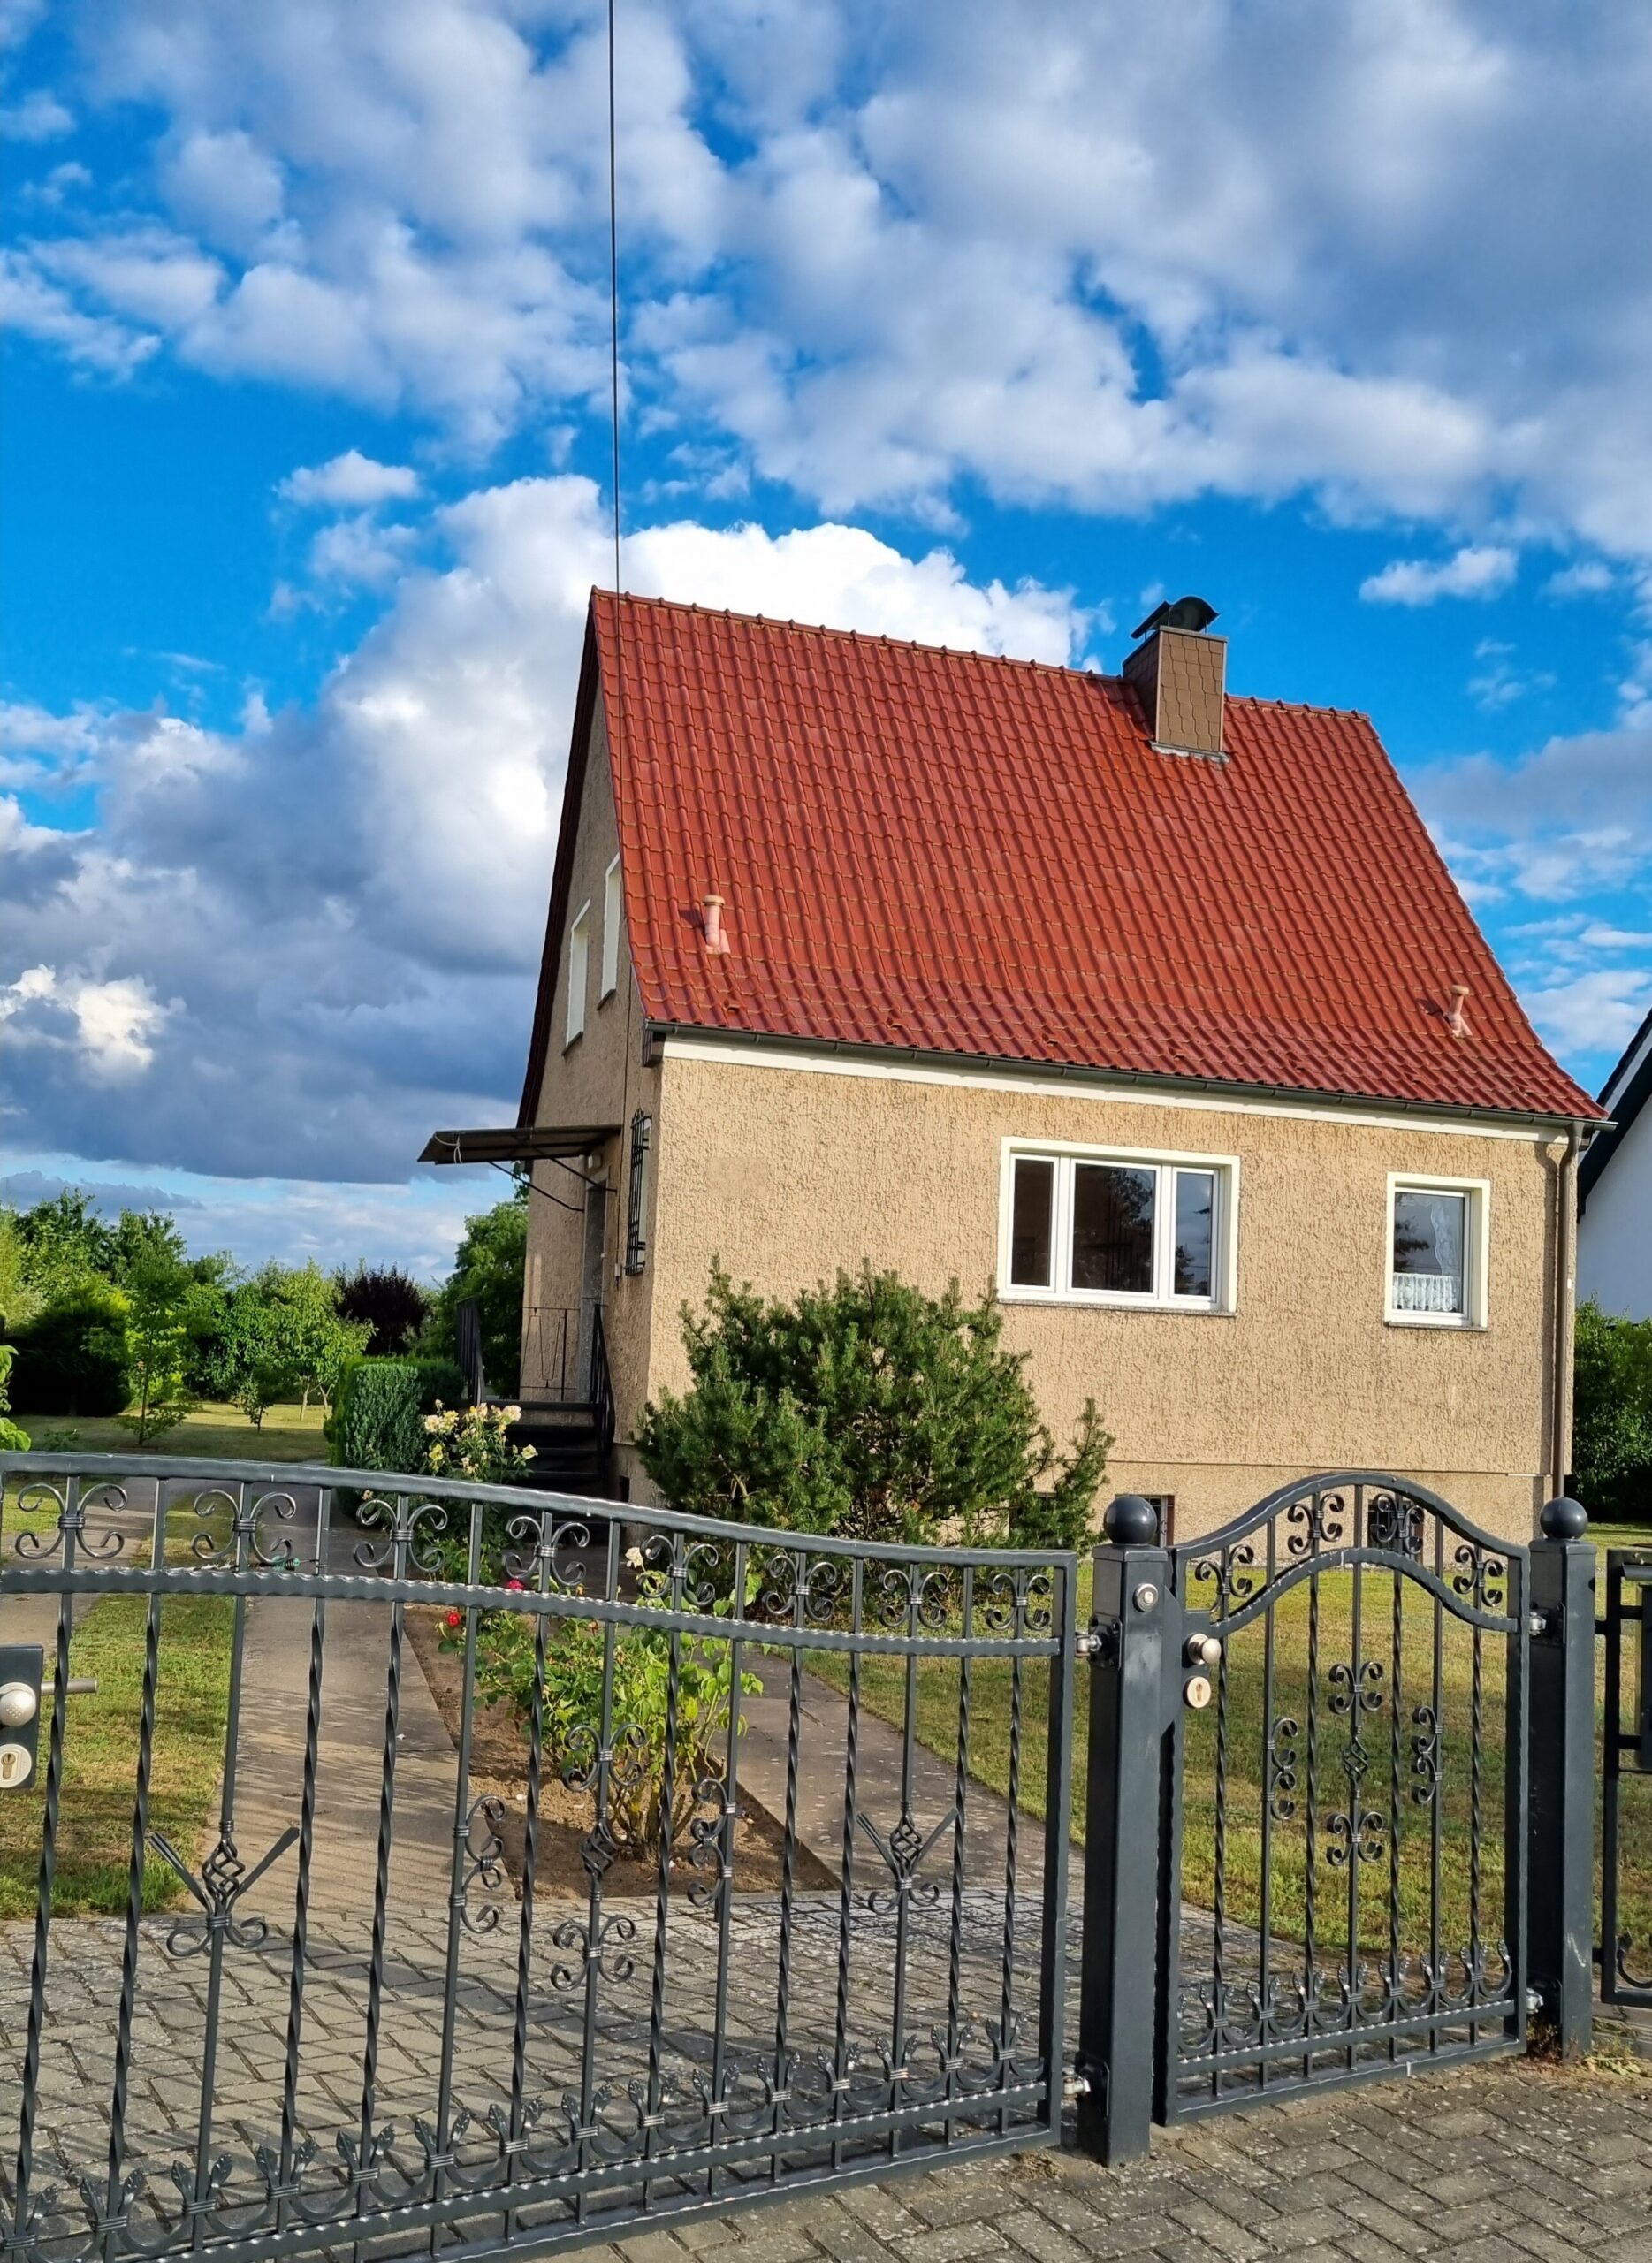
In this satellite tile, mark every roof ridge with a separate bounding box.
[592,590,1378,721]
[593,586,1112,682]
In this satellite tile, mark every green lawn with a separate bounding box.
[0,1494,237,1916]
[10,1398,332,1464]
[811,1524,1652,1966]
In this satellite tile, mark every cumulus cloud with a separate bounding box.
[1360,545,1518,606]
[0,86,71,139]
[2,482,1087,1183]
[0,1,1647,549]
[279,450,421,509]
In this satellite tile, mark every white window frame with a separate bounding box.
[565,899,590,1047]
[997,1138,1239,1314]
[1385,1173,1489,1330]
[600,854,622,1002]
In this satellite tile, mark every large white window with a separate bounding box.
[600,854,622,1001]
[1387,1175,1488,1327]
[566,900,590,1046]
[1000,1142,1237,1311]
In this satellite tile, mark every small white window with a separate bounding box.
[1387,1176,1488,1328]
[566,900,590,1046]
[1001,1142,1236,1312]
[600,854,622,1001]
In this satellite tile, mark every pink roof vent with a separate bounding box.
[703,893,730,956]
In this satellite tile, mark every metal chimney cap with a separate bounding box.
[1131,594,1219,639]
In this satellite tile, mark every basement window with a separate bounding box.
[566,900,590,1047]
[1388,1177,1488,1328]
[1001,1143,1236,1312]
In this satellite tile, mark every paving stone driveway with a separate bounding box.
[625,2060,1652,2263]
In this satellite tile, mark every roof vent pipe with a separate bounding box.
[1446,984,1471,1037]
[703,894,730,956]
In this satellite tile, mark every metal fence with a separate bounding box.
[0,1452,1630,2259]
[0,1456,1076,2263]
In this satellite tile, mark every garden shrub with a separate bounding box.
[458,1558,758,1859]
[1573,1299,1652,1525]
[9,1281,132,1416]
[331,1356,466,1474]
[637,1261,1109,1549]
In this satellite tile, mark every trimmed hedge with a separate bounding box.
[329,1356,466,1477]
[7,1283,132,1416]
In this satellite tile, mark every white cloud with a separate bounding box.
[2,482,1088,1182]
[0,86,71,139]
[0,249,156,375]
[1,965,171,1078]
[1543,560,1615,599]
[279,449,421,509]
[1519,969,1652,1062]
[0,1,1646,550]
[1360,545,1518,606]
[306,512,419,587]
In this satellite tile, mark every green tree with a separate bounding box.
[114,1248,196,1444]
[637,1262,1109,1549]
[0,1343,30,1452]
[1572,1299,1652,1524]
[0,1211,42,1336]
[15,1189,116,1298]
[336,1263,432,1356]
[7,1280,132,1416]
[108,1208,190,1284]
[435,1186,528,1396]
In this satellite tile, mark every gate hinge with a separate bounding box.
[1062,2069,1091,2101]
[1077,1621,1120,1667]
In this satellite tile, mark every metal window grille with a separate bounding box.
[625,1108,651,1273]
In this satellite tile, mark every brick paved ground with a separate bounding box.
[593,2057,1652,2263]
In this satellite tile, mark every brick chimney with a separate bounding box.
[1123,595,1226,761]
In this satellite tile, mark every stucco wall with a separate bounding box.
[522,693,659,1453]
[644,1046,1568,1543]
[1578,1104,1652,1321]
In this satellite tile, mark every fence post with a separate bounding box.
[1074,1494,1176,2164]
[1527,1494,1595,2058]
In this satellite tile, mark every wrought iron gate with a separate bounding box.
[1600,1546,1652,2013]
[0,1455,1077,2263]
[1077,1473,1532,2150]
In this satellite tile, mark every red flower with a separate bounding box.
[505,1578,526,1592]
[445,1608,463,1629]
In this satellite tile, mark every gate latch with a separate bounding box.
[0,1643,43,1793]
[0,1646,97,1792]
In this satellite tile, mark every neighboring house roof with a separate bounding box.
[520,593,1600,1126]
[1579,1004,1652,1213]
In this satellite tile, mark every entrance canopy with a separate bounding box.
[419,1124,619,1165]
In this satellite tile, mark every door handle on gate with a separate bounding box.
[0,1681,38,1728]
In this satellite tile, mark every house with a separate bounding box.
[1577,1006,1652,1320]
[425,591,1602,1543]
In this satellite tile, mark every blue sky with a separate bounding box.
[4,1,1650,1276]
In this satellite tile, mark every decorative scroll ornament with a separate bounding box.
[1284,1492,1346,1556]
[1368,1491,1425,1558]
[1267,1714,1301,1819]
[857,1805,955,1916]
[14,1480,128,1561]
[459,1794,507,1932]
[1410,1703,1443,1804]
[148,1825,299,1954]
[1450,1543,1508,1613]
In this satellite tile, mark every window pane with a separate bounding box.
[1391,1188,1466,1314]
[1071,1163,1156,1293]
[1009,1157,1054,1287]
[1173,1170,1215,1297]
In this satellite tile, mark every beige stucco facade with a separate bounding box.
[524,700,1572,1547]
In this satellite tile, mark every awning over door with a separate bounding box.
[419,1124,620,1165]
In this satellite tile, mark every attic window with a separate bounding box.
[601,855,621,1001]
[566,901,590,1047]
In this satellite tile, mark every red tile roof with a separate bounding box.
[521,593,1598,1124]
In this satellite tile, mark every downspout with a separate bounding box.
[1549,1124,1582,1502]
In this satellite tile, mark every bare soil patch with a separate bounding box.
[406,1606,832,1901]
